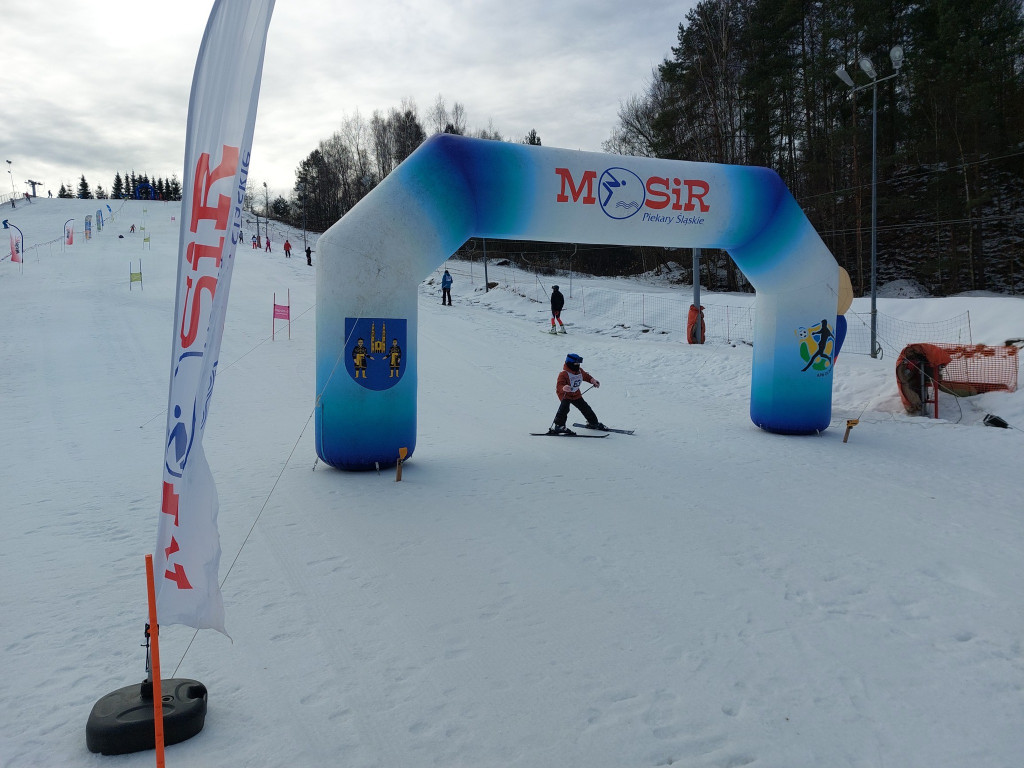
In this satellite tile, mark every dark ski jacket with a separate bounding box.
[550,288,564,313]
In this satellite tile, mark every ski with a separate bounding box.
[573,423,635,435]
[530,431,607,438]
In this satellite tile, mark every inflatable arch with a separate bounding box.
[316,134,846,470]
[134,182,156,200]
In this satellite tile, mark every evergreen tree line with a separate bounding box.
[605,0,1024,295]
[60,171,182,201]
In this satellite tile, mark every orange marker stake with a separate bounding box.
[145,554,166,767]
[843,419,859,443]
[396,447,408,481]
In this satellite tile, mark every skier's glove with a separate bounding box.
[591,379,600,388]
[561,385,573,393]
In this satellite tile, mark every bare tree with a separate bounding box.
[447,101,467,135]
[427,94,449,135]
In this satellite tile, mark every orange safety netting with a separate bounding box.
[896,343,1018,415]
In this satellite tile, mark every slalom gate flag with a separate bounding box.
[156,0,276,634]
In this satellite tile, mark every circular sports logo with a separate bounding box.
[598,167,645,220]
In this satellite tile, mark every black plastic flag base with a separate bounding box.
[86,678,207,755]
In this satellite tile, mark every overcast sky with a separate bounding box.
[3,0,695,201]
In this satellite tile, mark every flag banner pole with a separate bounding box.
[86,0,274,755]
[157,0,276,635]
[145,554,166,767]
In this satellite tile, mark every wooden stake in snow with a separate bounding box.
[396,447,408,481]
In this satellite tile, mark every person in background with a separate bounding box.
[441,269,453,305]
[284,239,292,258]
[305,245,312,265]
[547,353,605,435]
[549,285,566,334]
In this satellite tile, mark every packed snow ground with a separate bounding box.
[2,198,1022,768]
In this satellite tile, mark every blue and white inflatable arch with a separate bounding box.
[316,134,844,470]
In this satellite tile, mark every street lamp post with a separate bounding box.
[262,182,270,243]
[5,160,15,198]
[836,44,904,359]
[297,182,307,249]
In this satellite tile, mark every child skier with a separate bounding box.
[548,353,606,435]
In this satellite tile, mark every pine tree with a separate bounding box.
[77,175,93,199]
[112,172,124,199]
[523,129,542,145]
[58,183,72,199]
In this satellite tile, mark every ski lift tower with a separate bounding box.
[26,180,44,197]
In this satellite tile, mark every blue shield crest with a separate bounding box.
[345,317,407,390]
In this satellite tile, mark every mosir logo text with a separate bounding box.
[555,167,710,224]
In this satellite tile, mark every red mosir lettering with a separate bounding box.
[164,563,193,590]
[645,177,671,210]
[684,179,710,212]
[555,168,597,204]
[164,536,180,560]
[190,146,239,233]
[179,274,219,348]
[161,481,180,526]
[186,238,225,271]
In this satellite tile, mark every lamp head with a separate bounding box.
[858,56,877,79]
[889,44,904,70]
[835,65,855,88]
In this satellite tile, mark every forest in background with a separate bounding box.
[270,1,1024,297]
[604,0,1024,296]
[274,0,1024,294]
[62,3,1020,296]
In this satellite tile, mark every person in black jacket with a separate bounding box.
[549,285,566,334]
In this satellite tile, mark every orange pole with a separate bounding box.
[145,554,166,767]
[272,292,275,341]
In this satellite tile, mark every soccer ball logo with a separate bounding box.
[598,167,645,220]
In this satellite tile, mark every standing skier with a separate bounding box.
[549,285,566,333]
[548,353,606,435]
[441,269,453,305]
[284,239,292,258]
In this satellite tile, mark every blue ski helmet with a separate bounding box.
[565,353,583,366]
